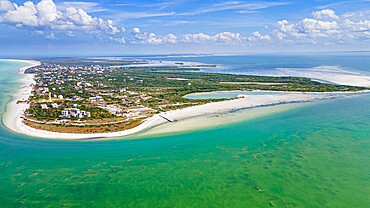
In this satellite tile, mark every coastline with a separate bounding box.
[2,59,41,138]
[1,59,366,140]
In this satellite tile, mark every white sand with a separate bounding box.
[2,59,40,137]
[275,66,370,87]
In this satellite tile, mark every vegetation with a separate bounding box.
[22,59,367,133]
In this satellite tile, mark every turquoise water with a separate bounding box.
[0,57,369,207]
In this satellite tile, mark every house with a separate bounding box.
[89,96,104,102]
[40,104,48,109]
[84,83,92,87]
[71,96,83,101]
[51,103,59,108]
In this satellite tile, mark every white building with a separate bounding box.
[51,103,59,108]
[88,96,104,102]
[61,108,91,118]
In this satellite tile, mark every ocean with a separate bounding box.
[0,54,369,207]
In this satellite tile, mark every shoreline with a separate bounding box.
[2,59,41,138]
[1,59,367,140]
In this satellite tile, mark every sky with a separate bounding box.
[0,0,369,56]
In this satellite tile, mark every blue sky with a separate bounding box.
[0,0,369,56]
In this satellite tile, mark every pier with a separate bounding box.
[159,115,176,122]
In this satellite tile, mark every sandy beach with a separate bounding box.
[2,59,41,137]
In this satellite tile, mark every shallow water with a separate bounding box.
[0,57,369,207]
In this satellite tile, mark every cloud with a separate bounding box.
[181,32,245,45]
[110,12,175,20]
[131,27,140,34]
[0,0,119,35]
[343,19,370,31]
[247,31,271,42]
[312,9,339,20]
[60,2,107,13]
[0,0,15,12]
[46,32,56,39]
[272,9,369,44]
[179,1,290,16]
[128,28,178,44]
[110,36,125,44]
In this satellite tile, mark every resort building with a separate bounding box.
[61,108,91,118]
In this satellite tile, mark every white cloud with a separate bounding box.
[343,19,370,31]
[0,0,15,12]
[129,30,178,44]
[271,9,370,44]
[110,36,125,44]
[181,32,244,45]
[46,32,56,39]
[1,1,39,27]
[298,18,338,34]
[111,12,175,20]
[131,27,140,34]
[60,2,107,13]
[0,0,119,34]
[179,1,290,16]
[312,9,339,20]
[247,31,271,42]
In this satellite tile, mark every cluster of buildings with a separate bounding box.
[40,103,91,118]
[61,108,91,118]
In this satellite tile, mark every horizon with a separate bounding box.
[2,50,370,59]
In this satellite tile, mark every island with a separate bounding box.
[8,58,367,139]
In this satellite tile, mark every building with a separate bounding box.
[51,103,60,108]
[61,108,91,118]
[58,95,64,99]
[88,96,104,102]
[40,104,48,109]
[71,96,83,101]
